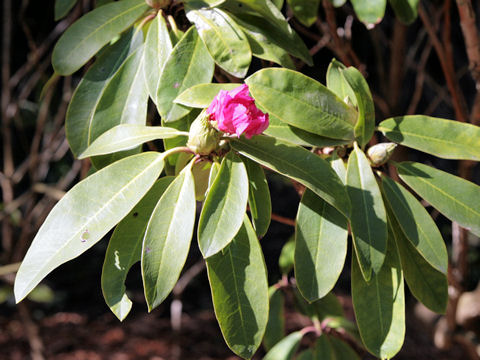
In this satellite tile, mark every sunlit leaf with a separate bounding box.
[246,68,357,140]
[379,115,480,161]
[52,0,149,75]
[142,163,196,311]
[14,152,165,302]
[101,177,174,320]
[347,143,387,281]
[198,152,249,258]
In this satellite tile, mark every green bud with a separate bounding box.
[367,142,397,166]
[187,111,220,156]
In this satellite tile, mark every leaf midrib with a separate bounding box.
[60,2,146,65]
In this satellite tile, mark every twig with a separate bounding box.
[271,213,296,227]
[18,302,45,360]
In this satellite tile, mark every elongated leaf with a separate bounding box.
[388,212,448,314]
[351,237,405,358]
[295,189,348,301]
[341,66,375,148]
[101,177,174,320]
[263,287,285,351]
[157,27,214,122]
[246,68,357,140]
[220,0,312,65]
[263,331,303,360]
[264,115,351,148]
[231,136,351,217]
[187,8,251,77]
[381,176,447,274]
[326,59,356,107]
[142,163,196,311]
[55,0,78,20]
[52,0,149,75]
[66,29,142,157]
[388,0,419,24]
[272,0,284,9]
[14,152,165,302]
[185,0,227,7]
[237,21,295,69]
[279,237,295,275]
[313,336,335,360]
[350,0,386,27]
[192,160,212,201]
[89,45,149,168]
[198,152,249,258]
[379,115,480,161]
[287,0,320,27]
[346,143,387,281]
[207,216,269,359]
[331,0,347,7]
[243,157,271,238]
[396,161,480,237]
[144,13,173,105]
[174,83,240,108]
[80,125,188,158]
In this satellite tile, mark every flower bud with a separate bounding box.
[367,142,397,166]
[187,111,220,155]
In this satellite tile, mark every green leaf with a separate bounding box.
[157,27,215,122]
[313,336,335,360]
[272,0,284,9]
[311,292,344,320]
[246,68,357,140]
[351,237,405,358]
[66,29,142,157]
[231,136,351,217]
[395,161,480,237]
[54,0,78,20]
[142,163,196,311]
[388,212,448,314]
[14,152,165,302]
[263,286,285,351]
[346,143,387,281]
[79,125,188,158]
[198,152,249,258]
[287,0,320,27]
[295,189,348,301]
[52,0,149,75]
[185,0,227,7]
[90,45,149,169]
[328,336,361,359]
[186,8,252,77]
[264,115,352,148]
[207,216,269,359]
[388,0,419,24]
[381,176,448,274]
[378,115,480,161]
[326,59,356,107]
[174,83,240,108]
[243,157,271,238]
[350,0,386,27]
[329,151,347,184]
[279,237,295,274]
[263,331,303,360]
[192,160,212,201]
[101,177,174,320]
[220,0,312,65]
[341,67,375,148]
[144,13,173,105]
[237,21,295,69]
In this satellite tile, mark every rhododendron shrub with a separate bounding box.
[13,1,480,359]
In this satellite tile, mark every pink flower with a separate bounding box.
[206,84,269,139]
